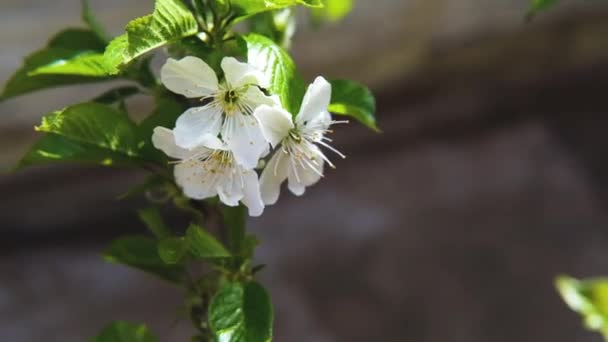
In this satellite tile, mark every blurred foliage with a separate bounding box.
[556,276,608,340]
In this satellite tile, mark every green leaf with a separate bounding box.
[1,29,109,101]
[556,276,608,339]
[312,0,353,22]
[93,321,158,342]
[328,79,378,131]
[36,102,140,158]
[186,224,231,259]
[137,95,187,162]
[137,207,171,239]
[103,0,198,74]
[16,134,135,170]
[29,52,109,77]
[231,0,322,21]
[104,236,185,283]
[92,86,141,104]
[243,33,305,114]
[48,28,106,51]
[209,282,273,342]
[248,9,296,50]
[527,0,558,19]
[82,0,110,42]
[158,237,189,264]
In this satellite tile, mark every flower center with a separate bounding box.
[287,128,302,143]
[217,85,248,115]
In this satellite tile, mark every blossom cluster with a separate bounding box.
[152,56,345,216]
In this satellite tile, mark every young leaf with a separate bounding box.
[158,237,189,264]
[556,275,608,339]
[209,282,274,342]
[93,321,158,342]
[328,79,378,131]
[243,33,306,114]
[230,0,322,21]
[82,0,110,42]
[186,224,231,259]
[16,133,136,170]
[1,29,109,101]
[104,235,185,284]
[36,102,140,158]
[103,0,198,74]
[29,52,109,77]
[312,0,353,22]
[138,207,171,239]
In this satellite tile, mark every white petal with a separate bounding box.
[240,169,264,216]
[174,104,223,149]
[216,170,243,207]
[221,57,268,88]
[222,112,268,169]
[296,76,332,130]
[151,127,189,159]
[198,134,226,151]
[242,86,281,107]
[253,105,294,148]
[161,57,219,98]
[287,147,324,196]
[175,161,217,200]
[259,151,289,205]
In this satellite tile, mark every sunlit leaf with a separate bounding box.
[243,33,305,114]
[103,0,198,74]
[556,275,608,339]
[93,321,158,342]
[312,0,353,22]
[36,102,140,157]
[230,0,322,22]
[329,79,378,131]
[209,282,273,342]
[1,29,109,101]
[16,133,134,170]
[29,52,109,77]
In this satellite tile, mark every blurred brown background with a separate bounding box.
[3,0,608,341]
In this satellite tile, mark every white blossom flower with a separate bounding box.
[151,127,264,216]
[160,56,278,169]
[254,76,346,205]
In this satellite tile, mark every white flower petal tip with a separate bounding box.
[221,57,269,89]
[173,105,223,149]
[160,56,219,98]
[254,105,294,148]
[151,127,189,160]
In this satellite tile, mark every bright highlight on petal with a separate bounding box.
[160,57,219,98]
